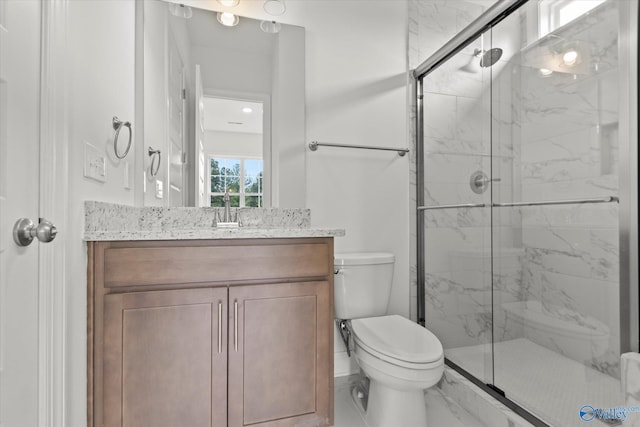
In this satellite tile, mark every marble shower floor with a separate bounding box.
[447,338,625,427]
[333,375,487,427]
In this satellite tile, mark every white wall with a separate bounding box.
[66,1,136,425]
[204,130,262,158]
[297,1,410,375]
[272,24,306,208]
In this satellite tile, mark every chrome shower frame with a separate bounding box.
[413,0,639,424]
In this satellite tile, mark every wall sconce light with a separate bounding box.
[260,20,282,34]
[217,0,240,7]
[263,0,286,16]
[168,3,193,19]
[217,12,239,27]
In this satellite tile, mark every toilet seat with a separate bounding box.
[351,315,443,369]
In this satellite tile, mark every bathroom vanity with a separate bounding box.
[85,202,343,427]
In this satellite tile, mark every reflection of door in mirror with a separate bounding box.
[202,95,266,208]
[167,29,186,207]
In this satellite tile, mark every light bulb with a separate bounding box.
[217,12,239,27]
[563,49,578,66]
[242,107,253,114]
[539,68,553,77]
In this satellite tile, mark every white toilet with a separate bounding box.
[334,252,444,427]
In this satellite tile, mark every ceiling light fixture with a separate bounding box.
[242,107,253,113]
[562,49,579,66]
[217,0,240,7]
[539,68,553,77]
[168,3,193,19]
[217,12,239,27]
[263,0,286,16]
[260,20,282,34]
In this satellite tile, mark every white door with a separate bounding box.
[0,1,42,425]
[195,65,206,207]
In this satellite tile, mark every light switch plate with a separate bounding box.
[123,161,131,190]
[84,142,107,183]
[155,180,163,199]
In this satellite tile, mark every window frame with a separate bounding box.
[208,155,264,208]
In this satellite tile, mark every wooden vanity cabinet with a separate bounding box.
[88,238,334,427]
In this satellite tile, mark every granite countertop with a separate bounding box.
[84,201,345,241]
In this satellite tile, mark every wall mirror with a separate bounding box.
[141,0,305,207]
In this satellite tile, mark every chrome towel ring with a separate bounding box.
[112,116,132,159]
[148,147,161,177]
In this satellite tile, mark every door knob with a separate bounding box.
[13,218,58,247]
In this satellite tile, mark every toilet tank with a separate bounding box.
[334,252,395,320]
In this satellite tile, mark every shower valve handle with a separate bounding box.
[470,170,500,194]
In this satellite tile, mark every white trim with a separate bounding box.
[134,0,145,206]
[207,155,264,208]
[38,1,68,426]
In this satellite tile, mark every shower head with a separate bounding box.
[480,48,503,67]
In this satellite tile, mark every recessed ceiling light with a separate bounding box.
[242,107,253,113]
[217,12,239,27]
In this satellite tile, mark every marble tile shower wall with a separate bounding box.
[411,0,621,378]
[501,2,621,377]
[408,0,490,325]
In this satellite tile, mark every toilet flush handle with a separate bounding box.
[337,319,351,357]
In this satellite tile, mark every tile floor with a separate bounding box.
[333,375,487,427]
[448,338,625,427]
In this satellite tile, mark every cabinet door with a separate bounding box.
[103,287,228,427]
[228,281,332,427]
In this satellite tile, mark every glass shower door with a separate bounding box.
[420,31,494,384]
[490,1,627,425]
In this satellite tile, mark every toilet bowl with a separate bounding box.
[334,253,444,427]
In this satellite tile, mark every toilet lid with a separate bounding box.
[351,315,443,364]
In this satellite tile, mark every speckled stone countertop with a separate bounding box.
[84,201,345,241]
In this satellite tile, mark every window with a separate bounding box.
[538,0,606,38]
[209,157,263,207]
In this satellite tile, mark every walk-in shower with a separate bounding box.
[414,0,638,426]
